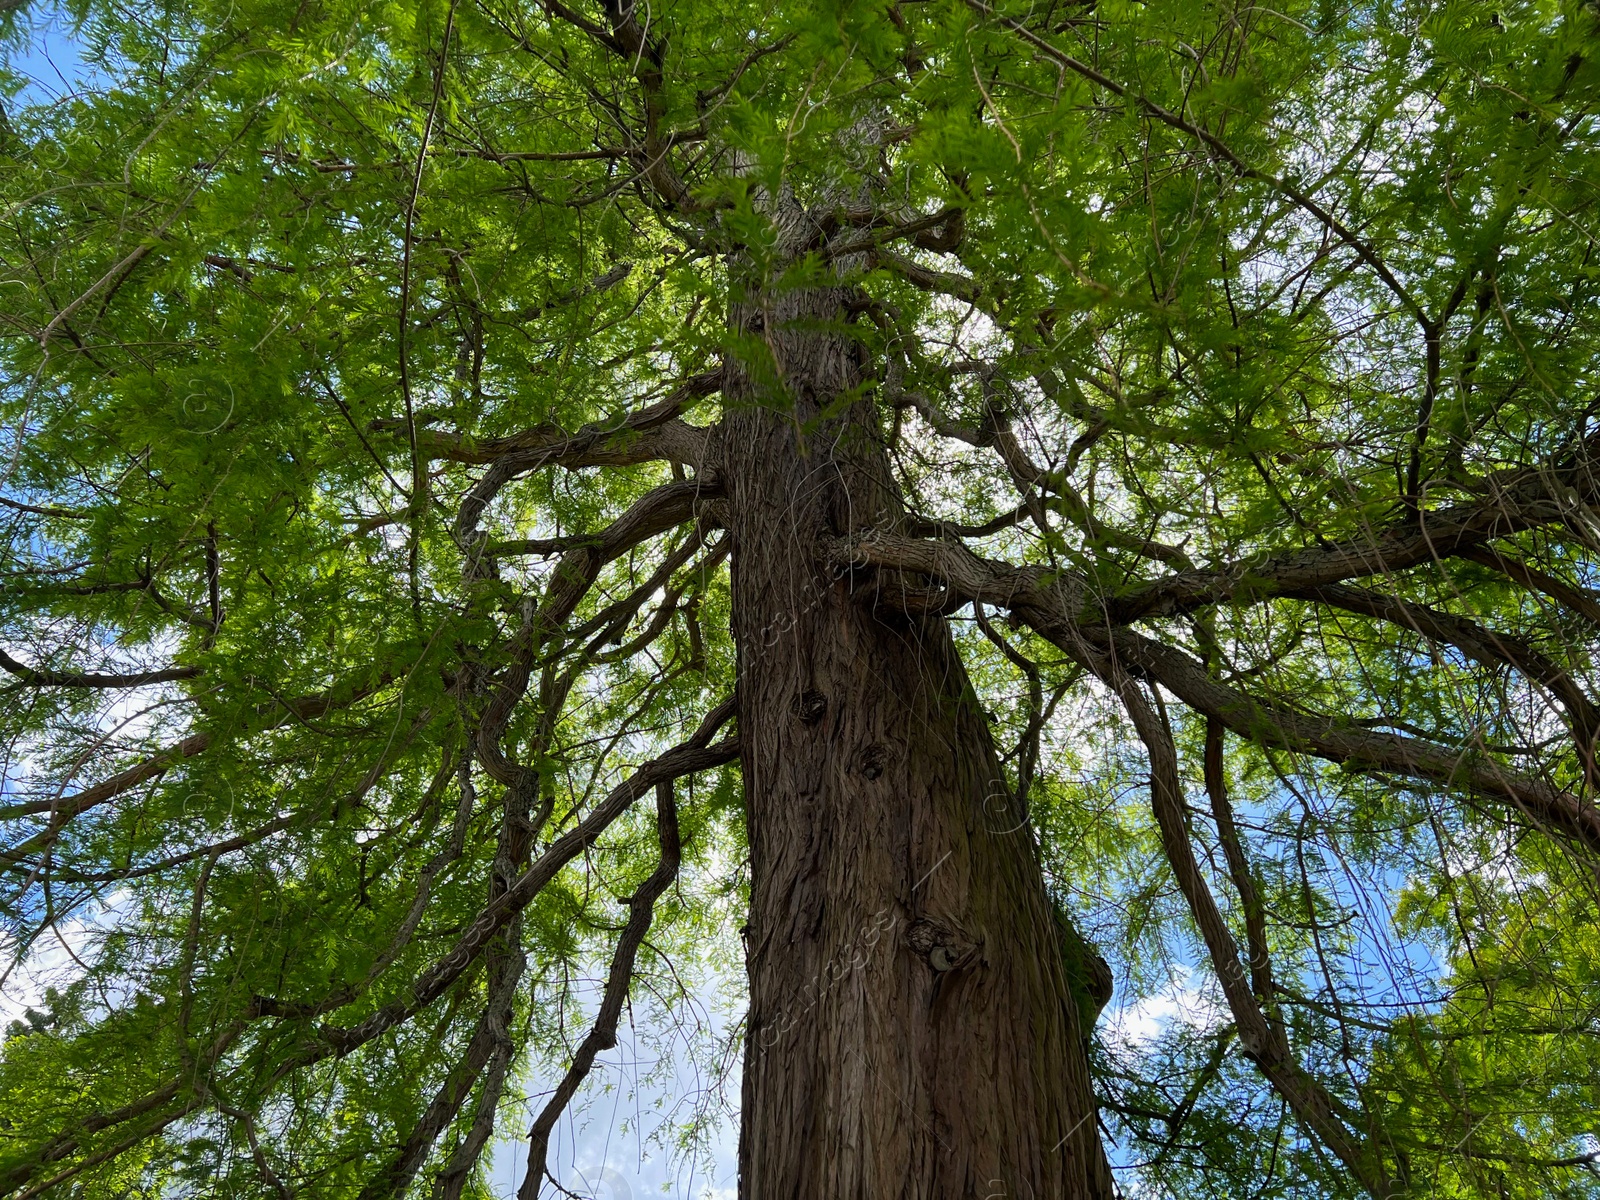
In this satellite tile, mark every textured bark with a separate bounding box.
[724,275,1112,1200]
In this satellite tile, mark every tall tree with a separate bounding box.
[2,0,1599,1197]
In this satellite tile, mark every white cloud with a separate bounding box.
[0,890,128,1030]
[1102,964,1224,1049]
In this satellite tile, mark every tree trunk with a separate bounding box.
[724,272,1113,1200]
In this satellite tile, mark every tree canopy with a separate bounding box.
[2,0,1600,1196]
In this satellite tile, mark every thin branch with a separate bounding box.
[0,679,384,823]
[1302,581,1600,784]
[962,0,1425,325]
[1462,544,1600,629]
[325,700,738,1051]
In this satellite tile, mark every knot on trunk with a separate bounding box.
[792,688,827,725]
[858,742,887,779]
[906,917,980,973]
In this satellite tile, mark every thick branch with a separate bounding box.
[376,369,719,468]
[0,732,211,826]
[1106,460,1600,623]
[445,375,720,568]
[1302,582,1600,783]
[0,648,200,689]
[487,478,716,560]
[0,682,382,823]
[831,530,1600,853]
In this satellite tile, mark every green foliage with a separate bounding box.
[2,0,1600,1196]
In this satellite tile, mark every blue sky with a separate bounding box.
[2,2,103,110]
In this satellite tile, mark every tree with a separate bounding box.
[2,0,1599,1196]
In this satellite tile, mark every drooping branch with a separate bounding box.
[973,601,1047,803]
[1085,642,1393,1198]
[356,927,526,1200]
[582,535,729,668]
[213,1099,293,1200]
[427,1011,520,1200]
[1203,719,1276,1008]
[518,779,682,1200]
[3,705,737,1199]
[1105,628,1600,856]
[1461,544,1600,629]
[385,391,729,1198]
